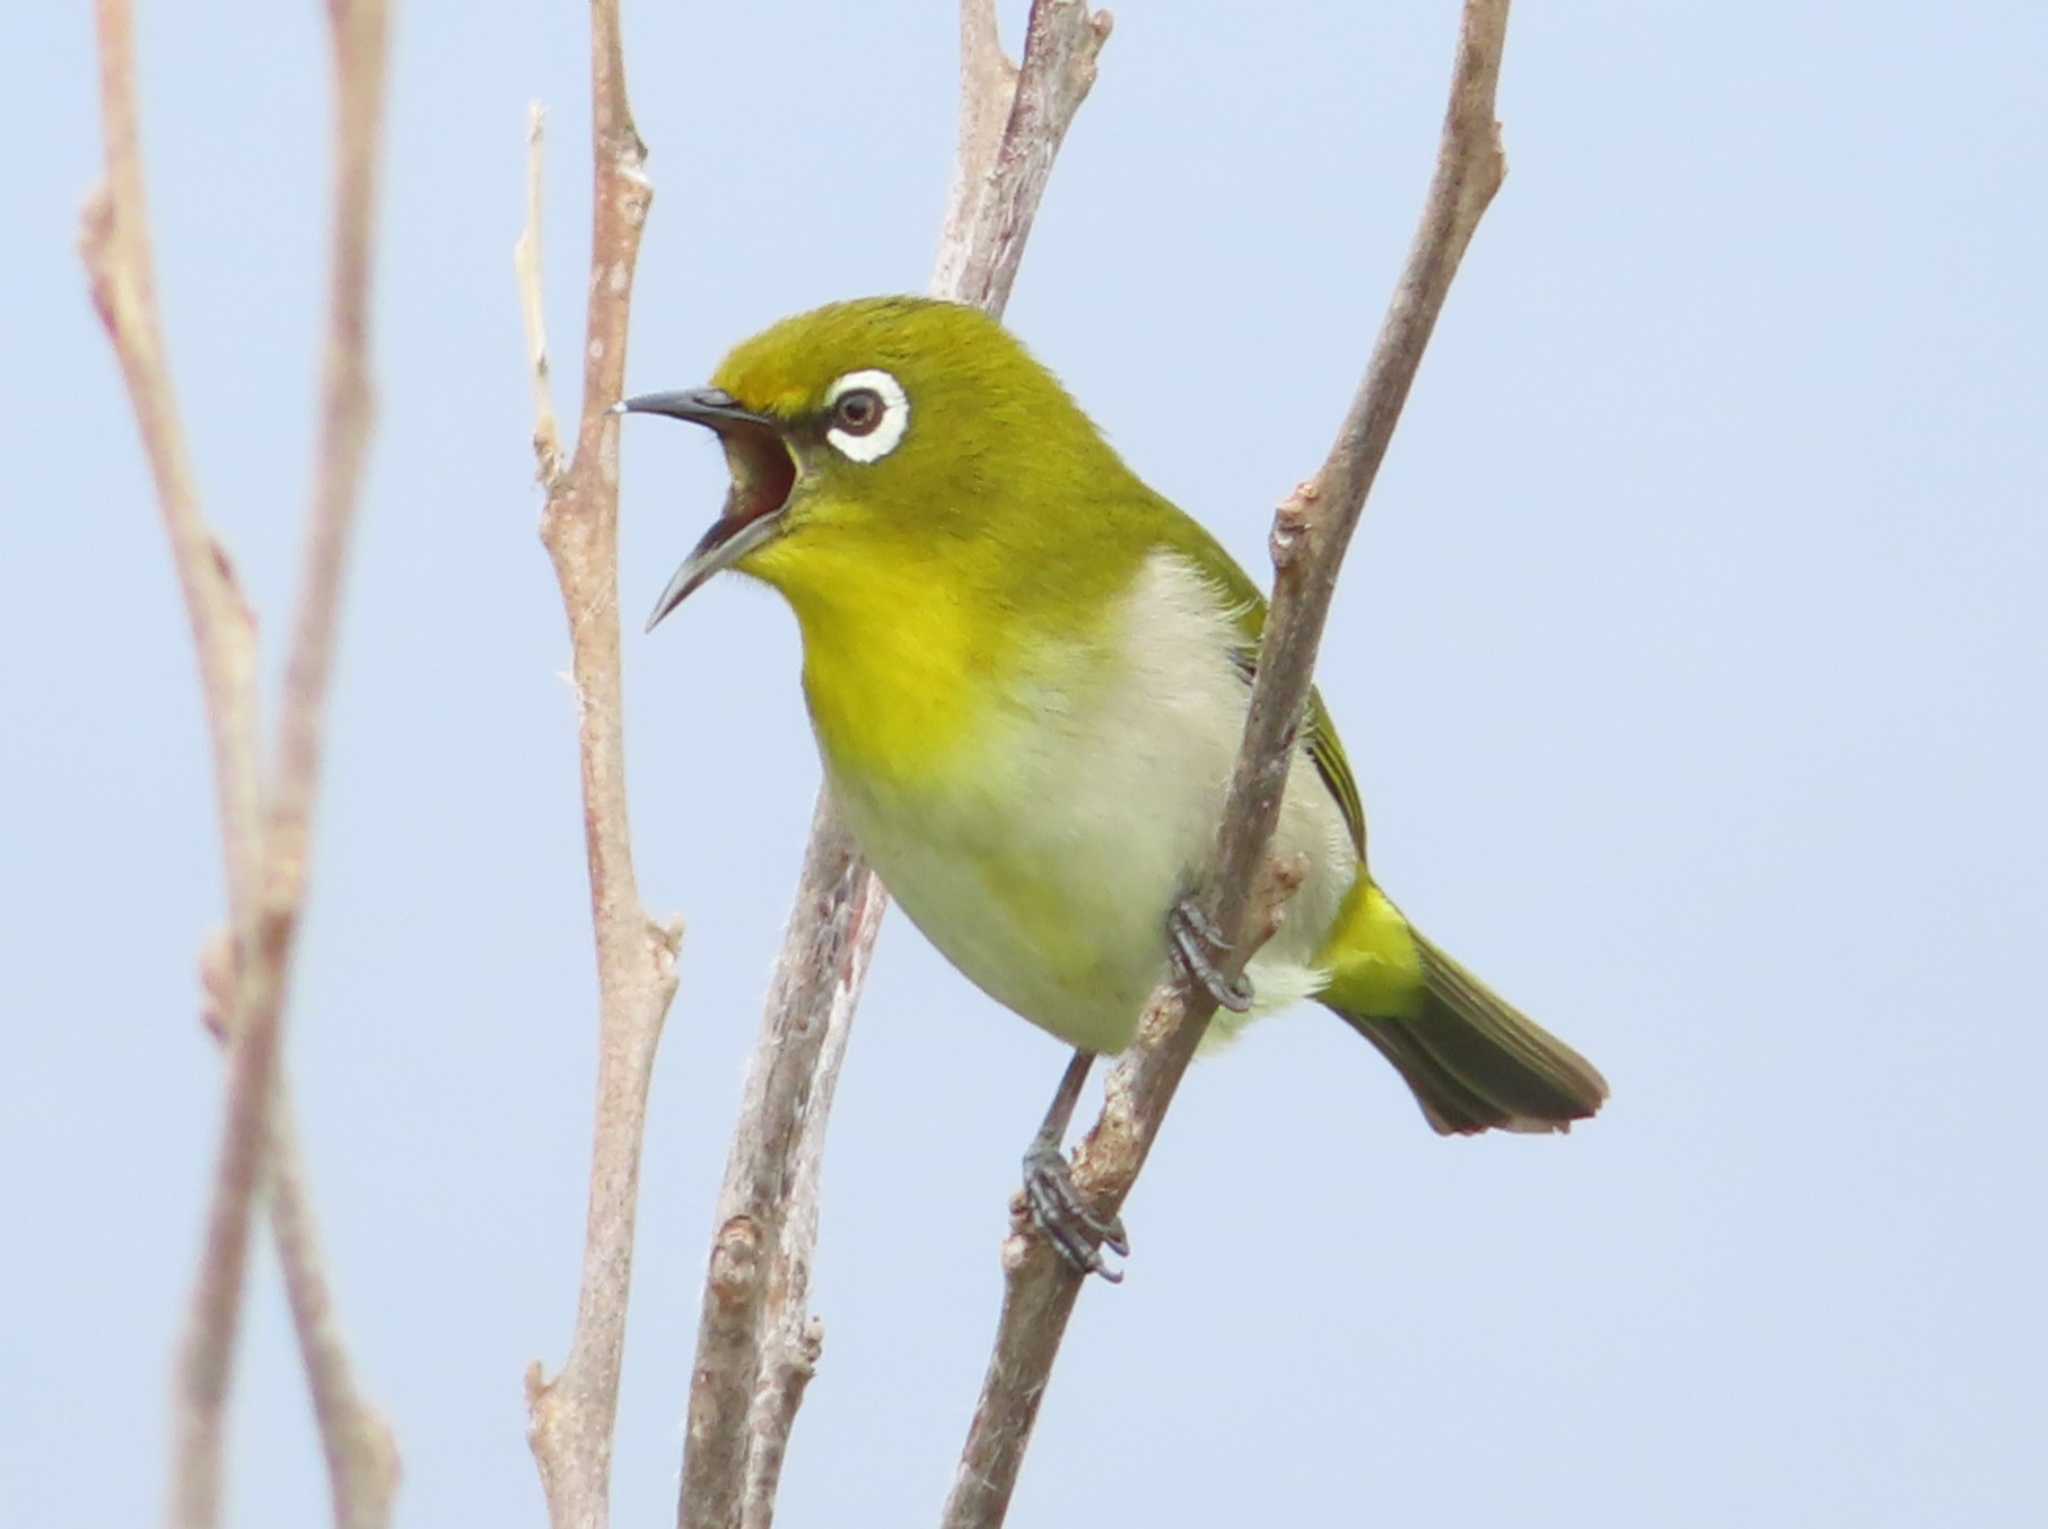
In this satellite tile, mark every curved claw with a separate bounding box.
[1168,897,1255,1013]
[1023,1140,1129,1282]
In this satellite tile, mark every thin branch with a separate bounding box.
[675,5,1111,1528]
[931,0,1017,291]
[519,5,681,1529]
[682,805,887,1529]
[516,105,564,483]
[939,3,1515,1524]
[87,2,397,1527]
[195,940,401,1529]
[268,0,389,896]
[738,1317,824,1529]
[81,0,262,932]
[247,12,400,1528]
[269,1098,402,1529]
[935,0,1114,314]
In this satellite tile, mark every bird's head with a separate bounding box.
[619,296,1116,632]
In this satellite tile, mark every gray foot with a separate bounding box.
[1168,896,1254,1013]
[1022,1139,1130,1283]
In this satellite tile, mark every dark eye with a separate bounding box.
[832,388,884,436]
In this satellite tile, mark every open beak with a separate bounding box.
[614,387,798,632]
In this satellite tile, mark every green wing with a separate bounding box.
[1153,511,1369,861]
[1223,645,1368,860]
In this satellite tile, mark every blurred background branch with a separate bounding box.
[81,1,398,1527]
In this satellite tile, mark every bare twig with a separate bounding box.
[932,0,1017,288]
[738,1316,824,1529]
[86,2,397,1527]
[933,0,1114,313]
[939,3,1515,1524]
[196,942,401,1529]
[675,5,1111,1528]
[519,6,681,1529]
[516,105,564,482]
[245,10,400,1527]
[733,816,873,1529]
[166,953,283,1529]
[682,804,887,1529]
[269,1100,402,1529]
[81,0,262,932]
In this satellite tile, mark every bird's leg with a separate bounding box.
[1167,895,1254,1013]
[1021,1048,1129,1282]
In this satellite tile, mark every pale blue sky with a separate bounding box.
[4,3,2043,1525]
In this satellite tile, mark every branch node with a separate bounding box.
[1250,851,1310,951]
[709,1217,763,1307]
[649,913,686,963]
[999,1232,1038,1276]
[199,929,236,1045]
[1271,481,1320,569]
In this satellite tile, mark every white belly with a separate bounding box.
[823,550,1359,1054]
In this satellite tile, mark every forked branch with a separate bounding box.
[675,5,1112,1529]
[83,2,399,1527]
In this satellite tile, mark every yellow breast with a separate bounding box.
[783,564,986,785]
[765,546,1363,1054]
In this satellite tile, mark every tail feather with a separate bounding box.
[1342,1009,1526,1135]
[1325,929,1608,1138]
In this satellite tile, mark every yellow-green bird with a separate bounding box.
[620,297,1606,1275]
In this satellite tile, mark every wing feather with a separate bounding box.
[1147,509,1369,861]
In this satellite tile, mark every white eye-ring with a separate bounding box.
[824,369,909,463]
